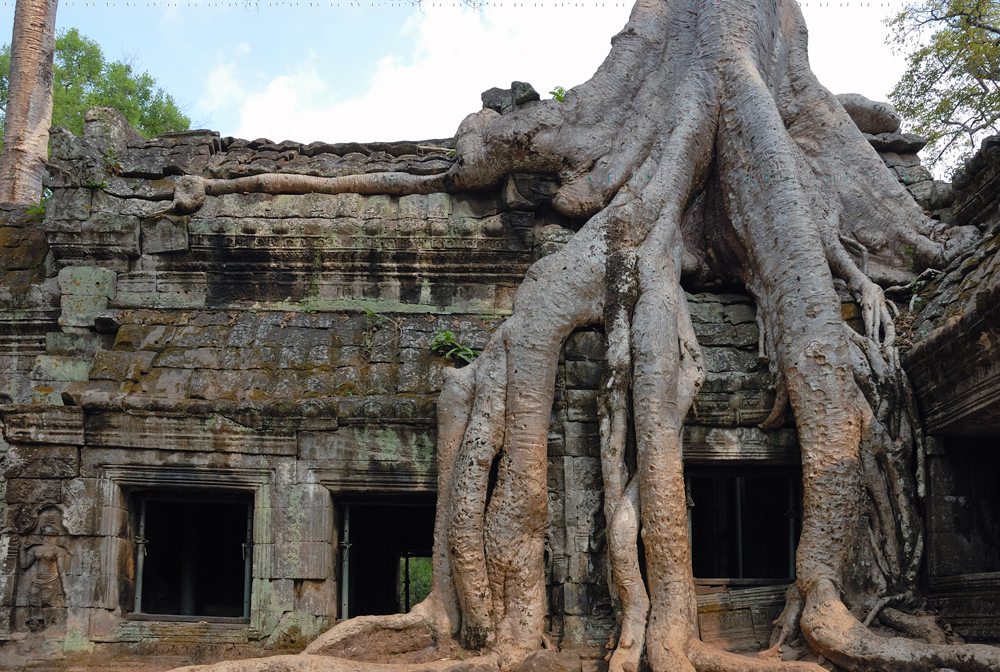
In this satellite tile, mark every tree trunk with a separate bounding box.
[173,1,999,671]
[0,0,57,204]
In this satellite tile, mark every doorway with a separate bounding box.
[133,492,253,619]
[338,498,435,619]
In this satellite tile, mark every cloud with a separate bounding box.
[198,61,248,113]
[199,2,908,146]
[229,3,633,143]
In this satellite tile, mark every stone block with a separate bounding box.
[427,193,451,219]
[46,331,114,358]
[30,355,91,382]
[703,347,763,374]
[397,194,428,220]
[332,193,364,218]
[59,294,109,329]
[29,382,68,405]
[83,411,296,455]
[141,368,192,398]
[566,390,598,422]
[46,188,93,221]
[362,194,397,220]
[141,216,189,254]
[251,577,295,636]
[5,444,79,479]
[688,299,725,324]
[565,457,602,495]
[89,351,157,382]
[58,266,118,298]
[564,330,604,361]
[563,422,600,458]
[894,164,933,185]
[113,324,175,351]
[562,615,587,646]
[6,479,63,532]
[724,303,756,325]
[836,93,901,134]
[295,579,336,617]
[565,360,602,390]
[563,583,587,615]
[61,478,101,536]
[0,406,84,445]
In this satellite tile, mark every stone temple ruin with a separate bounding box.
[0,91,998,666]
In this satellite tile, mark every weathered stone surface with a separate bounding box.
[5,444,79,478]
[894,164,933,185]
[58,266,117,299]
[0,406,84,445]
[59,294,109,329]
[836,93,902,134]
[141,216,189,254]
[46,331,114,358]
[30,355,91,382]
[864,132,928,154]
[89,351,157,382]
[83,411,297,455]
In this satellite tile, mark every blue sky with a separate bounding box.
[0,1,915,145]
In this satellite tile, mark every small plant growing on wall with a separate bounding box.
[430,330,477,366]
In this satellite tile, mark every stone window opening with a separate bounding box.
[337,497,435,619]
[685,466,802,586]
[131,491,254,621]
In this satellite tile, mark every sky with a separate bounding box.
[0,0,917,145]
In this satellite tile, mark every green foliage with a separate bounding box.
[430,330,477,365]
[549,86,567,102]
[398,556,432,612]
[887,0,1000,174]
[26,199,46,221]
[0,28,190,146]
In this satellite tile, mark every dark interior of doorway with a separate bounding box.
[342,499,435,618]
[687,466,801,581]
[136,493,252,618]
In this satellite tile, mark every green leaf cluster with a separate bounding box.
[0,28,190,146]
[430,330,477,365]
[887,0,1000,175]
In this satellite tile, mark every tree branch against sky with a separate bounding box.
[887,0,1000,177]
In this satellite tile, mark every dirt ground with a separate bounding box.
[0,643,610,672]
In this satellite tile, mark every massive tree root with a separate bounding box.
[176,1,999,671]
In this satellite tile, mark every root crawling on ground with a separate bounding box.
[174,0,996,671]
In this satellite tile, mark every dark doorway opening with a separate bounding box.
[134,492,253,619]
[339,498,435,619]
[687,467,801,582]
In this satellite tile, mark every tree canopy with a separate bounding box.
[887,0,1000,174]
[0,27,189,146]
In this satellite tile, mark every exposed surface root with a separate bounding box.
[877,608,948,646]
[164,172,450,214]
[687,638,825,672]
[801,579,1000,672]
[174,654,496,672]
